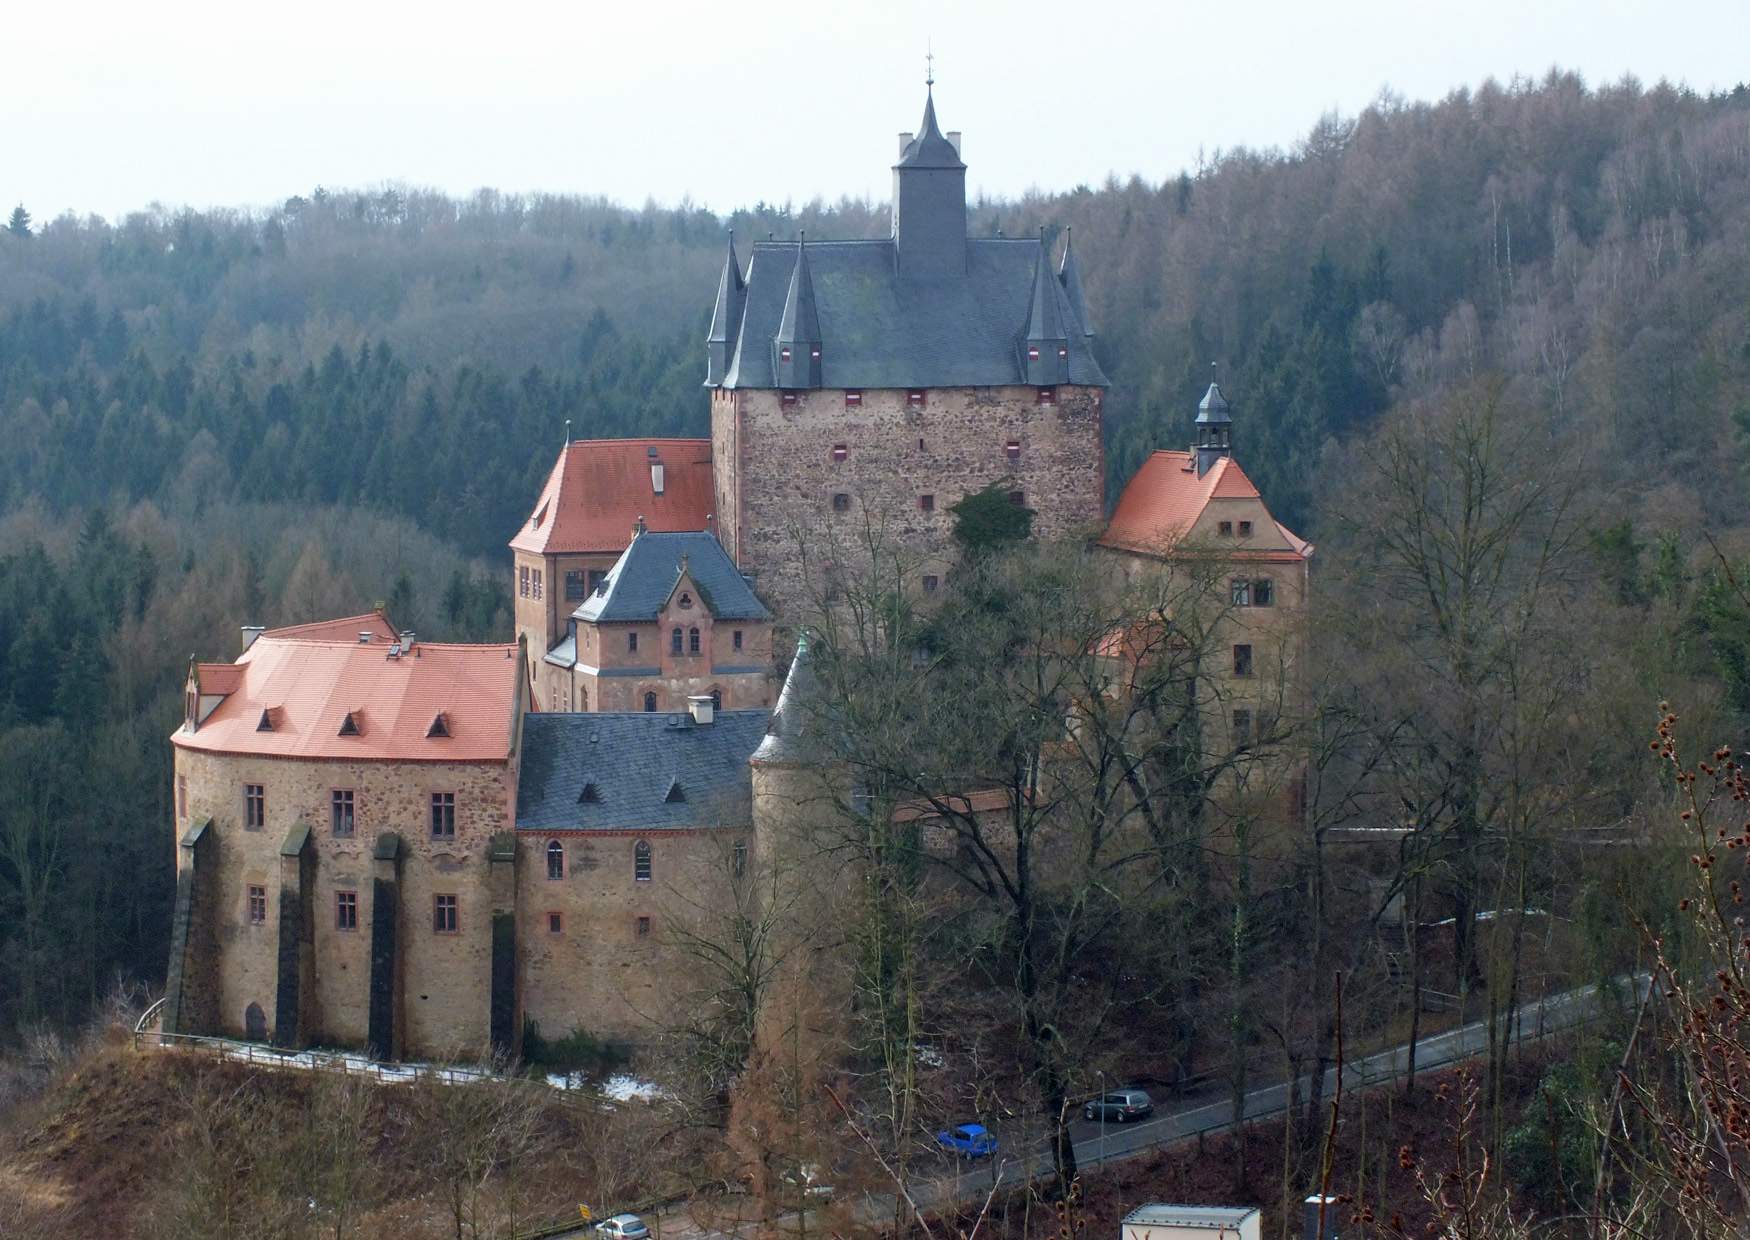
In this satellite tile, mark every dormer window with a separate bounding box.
[1218,520,1234,536]
[1058,346,1068,359]
[907,390,926,408]
[845,390,862,407]
[1036,387,1056,405]
[831,444,848,462]
[780,346,792,362]
[338,711,362,737]
[427,712,450,738]
[578,781,602,804]
[256,709,275,732]
[1027,346,1040,360]
[664,781,686,804]
[810,346,821,360]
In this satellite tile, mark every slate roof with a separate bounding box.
[174,636,520,762]
[516,710,768,831]
[751,632,821,765]
[897,89,965,170]
[574,530,769,624]
[509,439,713,555]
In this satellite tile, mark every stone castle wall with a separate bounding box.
[713,384,1105,621]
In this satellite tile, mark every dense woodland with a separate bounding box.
[7,67,1750,1234]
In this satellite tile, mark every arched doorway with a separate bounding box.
[244,1002,267,1042]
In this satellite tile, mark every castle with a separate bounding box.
[158,88,1311,1060]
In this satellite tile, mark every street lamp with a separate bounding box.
[1097,1069,1105,1161]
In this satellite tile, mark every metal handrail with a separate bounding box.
[133,996,167,1038]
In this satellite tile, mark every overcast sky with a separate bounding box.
[6,0,1748,223]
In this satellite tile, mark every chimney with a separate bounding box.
[1304,1196,1341,1240]
[240,625,266,653]
[897,131,914,157]
[687,694,715,726]
[399,630,415,651]
[946,131,962,156]
[358,631,373,644]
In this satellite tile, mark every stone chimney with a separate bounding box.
[687,694,715,726]
[240,625,266,653]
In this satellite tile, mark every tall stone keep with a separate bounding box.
[707,87,1108,622]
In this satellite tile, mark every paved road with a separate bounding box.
[549,976,1649,1239]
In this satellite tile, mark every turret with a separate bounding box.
[1195,381,1233,477]
[1023,230,1070,386]
[774,236,823,389]
[706,232,745,387]
[1058,228,1094,339]
[891,87,968,277]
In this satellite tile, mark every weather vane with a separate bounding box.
[926,43,935,88]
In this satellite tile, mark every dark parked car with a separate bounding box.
[1083,1089,1154,1123]
[935,1122,998,1157]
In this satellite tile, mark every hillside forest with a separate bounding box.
[6,69,1750,1229]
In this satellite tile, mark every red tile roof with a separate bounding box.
[509,439,714,555]
[1100,451,1312,562]
[174,636,520,762]
[195,663,244,696]
[261,611,399,644]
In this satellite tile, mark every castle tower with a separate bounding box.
[707,86,1108,622]
[1194,381,1232,477]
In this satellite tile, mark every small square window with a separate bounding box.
[548,911,563,935]
[832,444,848,462]
[1238,520,1254,537]
[1006,440,1022,460]
[845,390,862,407]
[636,915,651,938]
[1218,521,1233,537]
[433,894,458,934]
[1036,387,1055,405]
[336,890,358,931]
[922,575,939,594]
[906,389,926,408]
[248,885,267,925]
[831,493,851,513]
[781,391,799,407]
[244,784,265,831]
[919,494,935,513]
[1008,491,1026,507]
[1233,644,1253,678]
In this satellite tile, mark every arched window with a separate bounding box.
[688,627,701,655]
[711,687,722,711]
[671,627,683,655]
[643,691,657,712]
[678,592,693,610]
[634,840,652,882]
[244,1002,267,1042]
[546,840,564,881]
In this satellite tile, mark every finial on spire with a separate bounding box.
[564,418,571,445]
[926,42,934,89]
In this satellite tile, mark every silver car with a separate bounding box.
[596,1215,650,1240]
[1084,1088,1153,1122]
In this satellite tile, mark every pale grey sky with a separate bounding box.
[5,0,1747,222]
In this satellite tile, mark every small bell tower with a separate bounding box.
[1194,379,1232,477]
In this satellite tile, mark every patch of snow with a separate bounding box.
[602,1073,668,1102]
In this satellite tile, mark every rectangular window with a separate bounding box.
[628,631,638,652]
[1253,578,1274,607]
[519,565,530,597]
[1036,387,1056,405]
[689,629,701,655]
[831,493,851,512]
[781,391,799,407]
[733,840,748,878]
[919,494,935,513]
[733,629,743,651]
[845,390,862,407]
[565,570,586,600]
[831,443,848,462]
[1217,521,1233,537]
[248,885,266,925]
[1006,439,1022,460]
[1232,708,1253,746]
[433,894,458,934]
[636,915,651,938]
[244,784,265,830]
[1233,644,1253,678]
[331,789,355,836]
[531,569,543,600]
[906,389,926,408]
[1027,345,1040,360]
[430,792,456,839]
[177,775,188,819]
[1008,491,1026,507]
[1238,520,1254,537]
[548,911,563,934]
[336,890,358,931]
[922,575,940,594]
[588,569,608,593]
[1231,580,1251,607]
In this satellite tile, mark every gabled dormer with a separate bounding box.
[183,657,243,732]
[773,237,822,390]
[1023,230,1070,386]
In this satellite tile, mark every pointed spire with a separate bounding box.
[752,630,820,766]
[896,86,965,169]
[774,234,823,388]
[1023,229,1070,385]
[1195,369,1233,477]
[1058,228,1094,339]
[705,231,746,387]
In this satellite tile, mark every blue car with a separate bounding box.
[935,1122,998,1157]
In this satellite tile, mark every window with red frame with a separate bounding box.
[1036,387,1055,405]
[906,389,926,408]
[831,444,848,462]
[1006,439,1022,460]
[336,890,358,931]
[433,894,458,933]
[331,789,355,836]
[248,885,266,925]
[845,390,862,407]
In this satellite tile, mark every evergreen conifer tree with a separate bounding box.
[6,204,31,237]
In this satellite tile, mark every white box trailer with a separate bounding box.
[1121,1203,1261,1240]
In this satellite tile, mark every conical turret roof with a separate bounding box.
[775,237,821,346]
[1058,228,1094,338]
[1196,381,1231,424]
[707,232,745,345]
[895,87,965,169]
